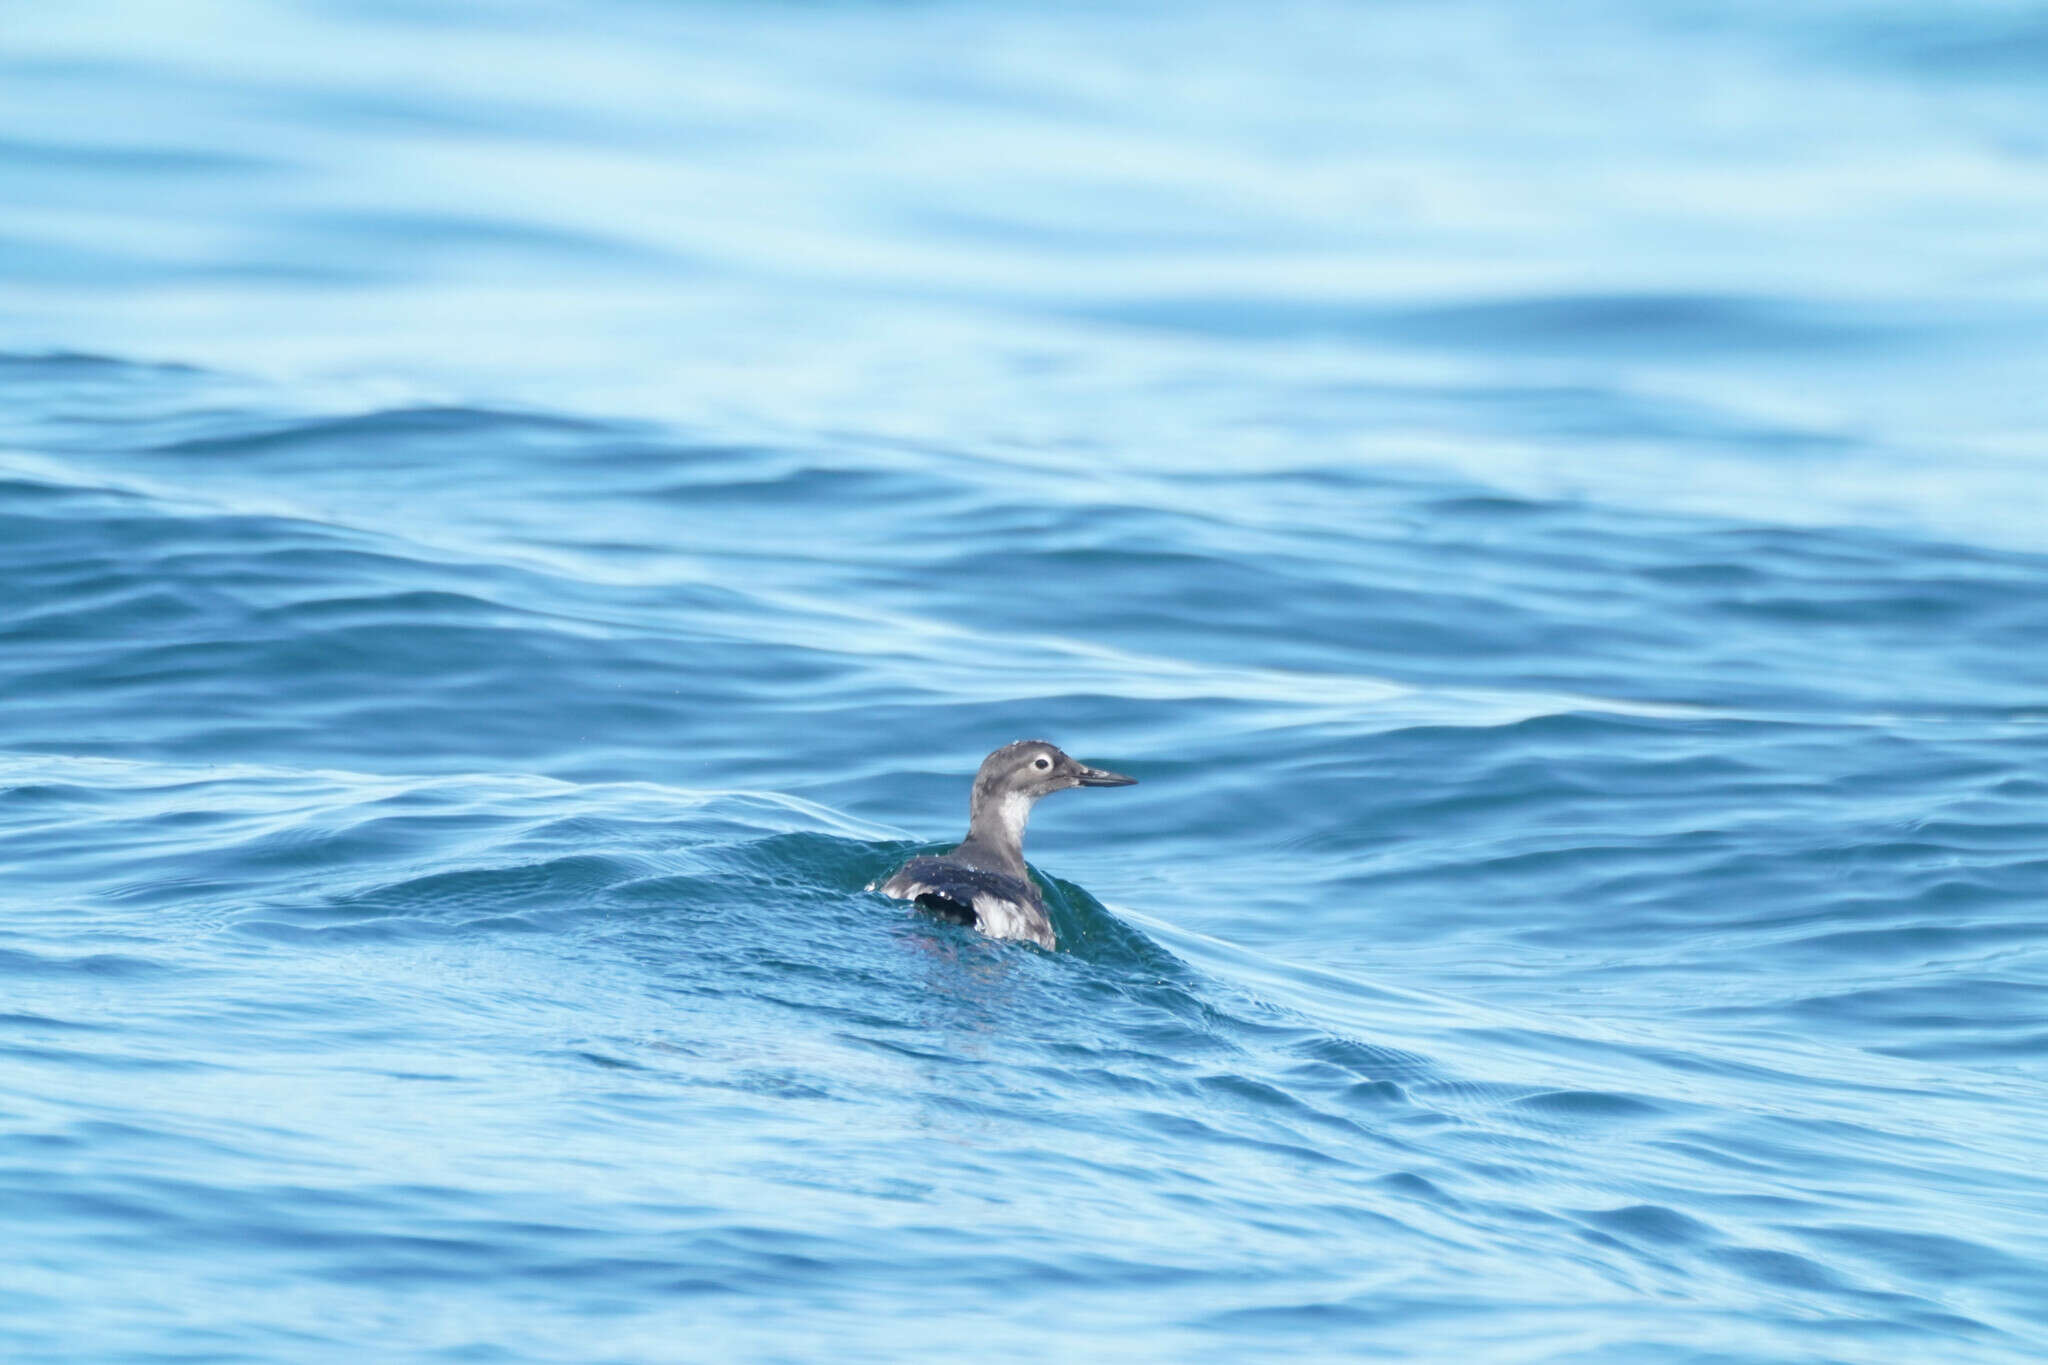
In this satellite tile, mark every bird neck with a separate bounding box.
[963,789,1034,875]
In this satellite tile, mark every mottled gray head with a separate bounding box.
[960,740,1136,863]
[971,739,1136,811]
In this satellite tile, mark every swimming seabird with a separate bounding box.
[871,740,1137,949]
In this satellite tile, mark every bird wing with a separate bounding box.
[871,857,1054,949]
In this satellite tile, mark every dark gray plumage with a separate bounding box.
[870,739,1137,949]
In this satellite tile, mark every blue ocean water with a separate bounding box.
[5,2,2048,1360]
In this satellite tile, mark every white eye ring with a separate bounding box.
[1033,756,1052,770]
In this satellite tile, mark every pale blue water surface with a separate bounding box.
[4,2,2048,1361]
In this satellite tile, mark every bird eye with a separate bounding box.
[1034,756,1051,770]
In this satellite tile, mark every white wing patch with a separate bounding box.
[870,860,1056,950]
[964,891,1055,950]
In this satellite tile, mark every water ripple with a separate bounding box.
[6,0,2048,1357]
